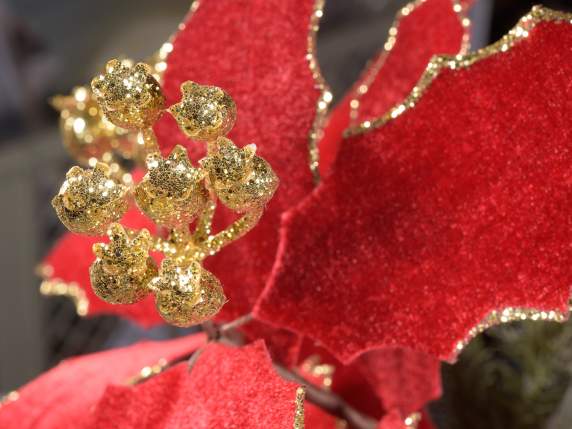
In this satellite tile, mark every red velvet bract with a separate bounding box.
[0,334,206,429]
[154,0,322,321]
[85,341,317,429]
[256,17,572,362]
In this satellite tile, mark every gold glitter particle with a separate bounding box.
[347,6,572,136]
[404,412,422,429]
[125,358,168,385]
[307,0,332,182]
[301,355,335,390]
[348,0,471,126]
[293,386,306,429]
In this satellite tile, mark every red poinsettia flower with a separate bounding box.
[36,0,474,424]
[35,0,572,426]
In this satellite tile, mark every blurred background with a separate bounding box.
[0,1,571,428]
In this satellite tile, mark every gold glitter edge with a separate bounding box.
[451,306,569,360]
[293,386,306,429]
[37,264,90,316]
[307,0,333,183]
[348,0,471,125]
[150,0,202,81]
[346,6,572,136]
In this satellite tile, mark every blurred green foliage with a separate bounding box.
[432,319,572,429]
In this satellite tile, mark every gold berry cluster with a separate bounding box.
[52,59,278,326]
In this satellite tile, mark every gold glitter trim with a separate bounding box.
[404,412,422,429]
[37,264,89,316]
[300,355,335,390]
[307,0,333,183]
[149,1,201,81]
[348,0,471,126]
[452,307,568,359]
[347,6,572,136]
[0,391,19,408]
[125,358,168,385]
[293,386,306,429]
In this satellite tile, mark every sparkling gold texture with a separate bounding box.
[52,163,128,235]
[306,0,332,182]
[293,386,306,429]
[135,145,208,227]
[90,224,156,304]
[150,259,226,327]
[202,137,279,212]
[169,81,236,141]
[52,58,277,326]
[91,59,165,130]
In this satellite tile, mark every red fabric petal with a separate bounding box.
[357,348,441,416]
[86,341,305,429]
[0,334,206,429]
[155,0,321,320]
[42,205,163,327]
[240,320,303,366]
[256,18,572,362]
[319,0,469,176]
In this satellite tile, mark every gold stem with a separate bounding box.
[140,127,160,155]
[192,199,216,244]
[202,208,263,256]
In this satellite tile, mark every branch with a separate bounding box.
[194,317,379,429]
[274,364,378,429]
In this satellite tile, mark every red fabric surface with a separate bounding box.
[155,0,321,321]
[86,341,309,429]
[357,348,441,416]
[256,20,572,362]
[378,410,407,429]
[296,341,439,420]
[240,320,303,366]
[42,205,163,326]
[319,0,468,177]
[0,334,206,429]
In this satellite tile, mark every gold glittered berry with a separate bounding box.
[202,137,279,212]
[134,145,208,227]
[90,224,157,304]
[52,163,128,235]
[149,259,226,327]
[51,86,116,164]
[91,59,165,130]
[168,81,236,141]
